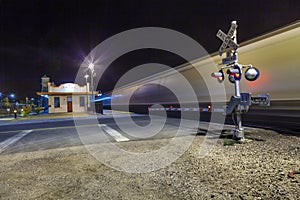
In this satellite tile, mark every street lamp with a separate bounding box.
[14,109,17,119]
[84,74,89,111]
[9,93,15,103]
[88,63,95,112]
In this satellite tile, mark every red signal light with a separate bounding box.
[211,70,224,83]
[227,66,241,81]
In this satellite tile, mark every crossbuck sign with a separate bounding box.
[217,21,239,56]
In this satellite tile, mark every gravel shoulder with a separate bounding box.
[0,128,299,199]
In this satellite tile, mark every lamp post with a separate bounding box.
[84,74,89,112]
[14,109,17,119]
[88,63,95,113]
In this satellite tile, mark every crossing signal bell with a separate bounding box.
[245,67,260,81]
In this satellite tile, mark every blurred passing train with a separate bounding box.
[99,21,300,132]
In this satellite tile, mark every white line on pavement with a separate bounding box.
[0,118,14,121]
[99,124,130,142]
[0,130,33,154]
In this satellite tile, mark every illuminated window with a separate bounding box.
[79,96,85,107]
[54,97,60,108]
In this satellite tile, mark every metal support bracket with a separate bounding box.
[226,96,240,115]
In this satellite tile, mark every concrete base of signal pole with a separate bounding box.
[233,128,245,141]
[232,113,246,142]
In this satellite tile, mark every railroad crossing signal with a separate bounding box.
[212,21,270,141]
[217,21,239,56]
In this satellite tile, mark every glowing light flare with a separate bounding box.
[94,96,112,102]
[244,69,271,92]
[234,73,240,79]
[88,63,95,71]
[41,94,49,99]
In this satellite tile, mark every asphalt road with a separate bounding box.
[1,108,298,156]
[0,111,230,155]
[0,120,82,154]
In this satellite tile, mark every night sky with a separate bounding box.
[0,0,299,100]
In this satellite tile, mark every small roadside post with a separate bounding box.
[212,21,270,141]
[7,108,10,117]
[14,109,17,119]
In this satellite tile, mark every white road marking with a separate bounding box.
[0,118,14,121]
[99,124,129,142]
[0,130,33,153]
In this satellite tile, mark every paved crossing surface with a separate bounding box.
[0,110,235,155]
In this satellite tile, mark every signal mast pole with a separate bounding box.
[231,21,244,140]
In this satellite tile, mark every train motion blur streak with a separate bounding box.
[102,21,300,133]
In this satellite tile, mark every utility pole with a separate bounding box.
[84,74,89,112]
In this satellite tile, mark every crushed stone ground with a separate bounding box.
[0,128,299,199]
